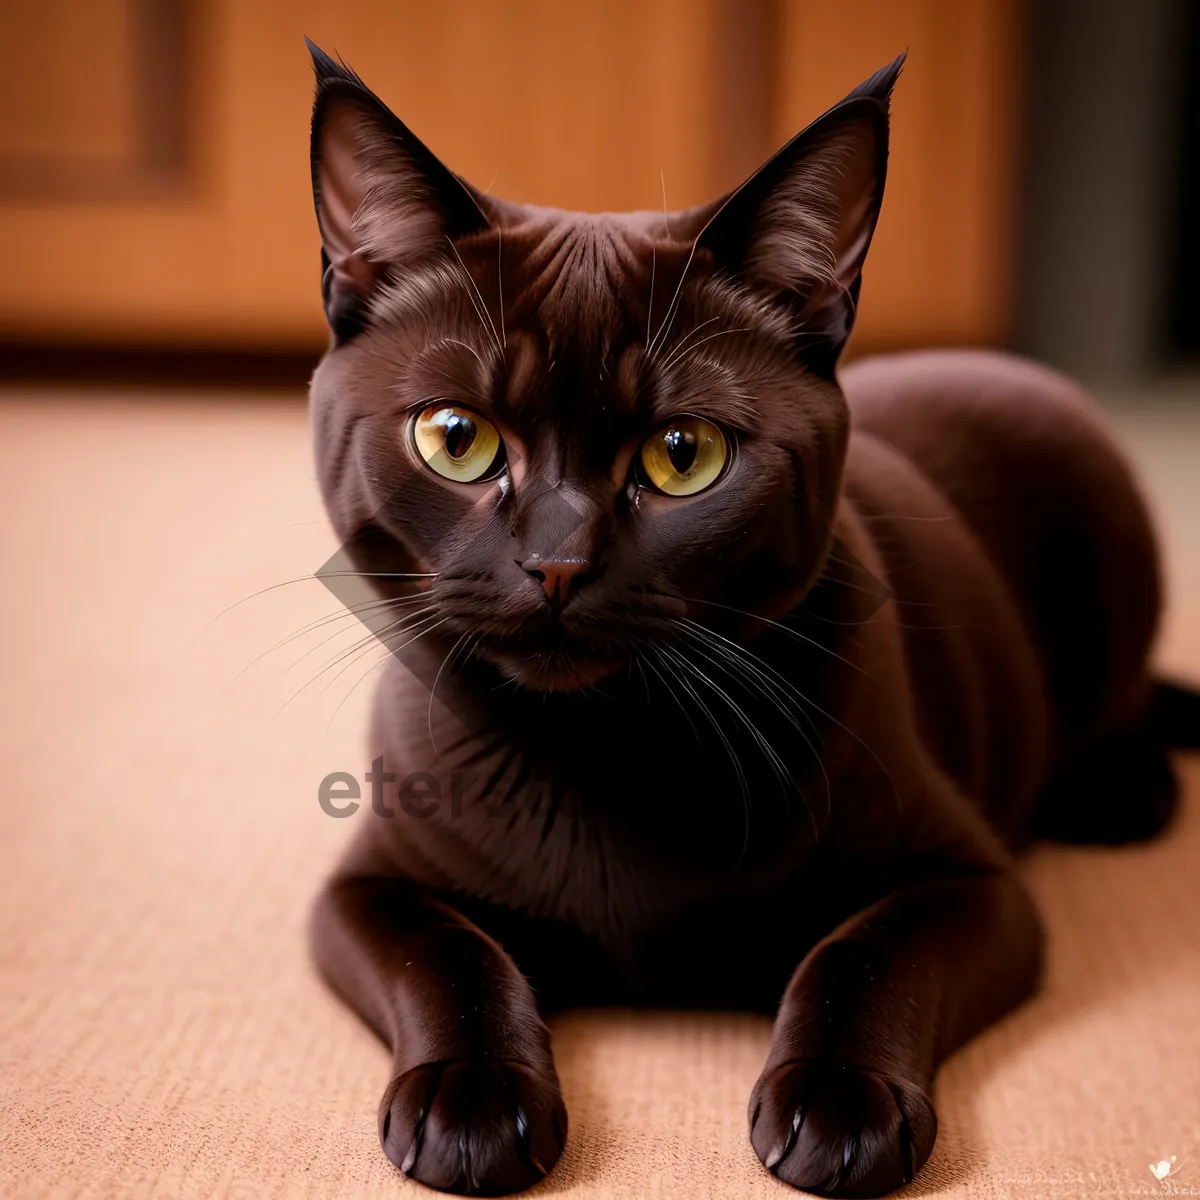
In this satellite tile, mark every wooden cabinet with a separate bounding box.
[0,0,1021,354]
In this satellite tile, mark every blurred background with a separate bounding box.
[0,0,1195,386]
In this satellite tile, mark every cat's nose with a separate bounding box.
[520,557,593,606]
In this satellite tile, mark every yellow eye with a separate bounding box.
[639,416,728,496]
[412,405,504,482]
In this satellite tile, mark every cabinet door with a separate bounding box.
[0,0,1020,353]
[774,0,1023,348]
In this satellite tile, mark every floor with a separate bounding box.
[0,385,1197,1200]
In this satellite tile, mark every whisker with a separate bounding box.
[668,643,799,816]
[644,169,667,347]
[273,610,438,720]
[316,611,441,698]
[646,242,657,346]
[319,571,441,579]
[635,646,699,743]
[232,594,431,685]
[656,314,722,369]
[198,575,348,635]
[660,325,755,374]
[683,597,872,677]
[279,597,435,677]
[427,631,470,755]
[674,598,897,813]
[323,646,394,733]
[440,337,487,368]
[675,618,824,745]
[445,236,503,359]
[674,619,828,835]
[201,570,440,633]
[647,234,701,361]
[496,227,506,350]
[631,648,653,707]
[648,644,752,855]
[325,616,452,732]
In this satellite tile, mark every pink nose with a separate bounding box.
[521,558,592,605]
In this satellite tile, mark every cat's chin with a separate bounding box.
[488,650,624,693]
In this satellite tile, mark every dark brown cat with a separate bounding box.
[304,42,1194,1198]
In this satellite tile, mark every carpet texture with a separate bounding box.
[1,391,1198,1200]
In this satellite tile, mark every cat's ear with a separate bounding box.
[307,39,490,340]
[698,54,904,369]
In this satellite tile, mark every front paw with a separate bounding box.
[380,1058,567,1196]
[749,1058,936,1198]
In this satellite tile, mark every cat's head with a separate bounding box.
[307,42,900,692]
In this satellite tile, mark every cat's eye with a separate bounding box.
[638,416,728,497]
[411,405,505,483]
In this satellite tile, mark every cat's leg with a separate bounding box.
[750,868,1041,1198]
[311,857,566,1195]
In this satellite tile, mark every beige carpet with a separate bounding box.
[1,389,1198,1200]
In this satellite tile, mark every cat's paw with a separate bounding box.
[379,1058,567,1196]
[749,1058,936,1198]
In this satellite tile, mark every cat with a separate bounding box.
[304,41,1197,1198]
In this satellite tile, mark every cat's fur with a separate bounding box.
[305,43,1193,1198]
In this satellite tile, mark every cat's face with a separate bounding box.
[307,44,899,692]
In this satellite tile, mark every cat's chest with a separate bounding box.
[397,773,844,1008]
[382,746,816,961]
[395,763,734,951]
[373,657,827,952]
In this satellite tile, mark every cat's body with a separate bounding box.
[334,347,1162,1009]
[305,44,1190,1200]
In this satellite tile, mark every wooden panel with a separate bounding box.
[0,0,191,198]
[0,0,755,348]
[0,0,1021,351]
[0,0,134,164]
[289,0,738,212]
[774,0,1023,348]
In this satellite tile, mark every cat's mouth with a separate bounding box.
[476,633,624,693]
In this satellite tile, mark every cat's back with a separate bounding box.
[840,348,1160,757]
[841,349,1125,478]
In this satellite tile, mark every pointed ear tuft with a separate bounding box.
[839,51,907,106]
[699,53,905,369]
[306,40,489,341]
[305,37,360,88]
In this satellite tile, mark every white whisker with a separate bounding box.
[445,236,503,358]
[660,325,754,374]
